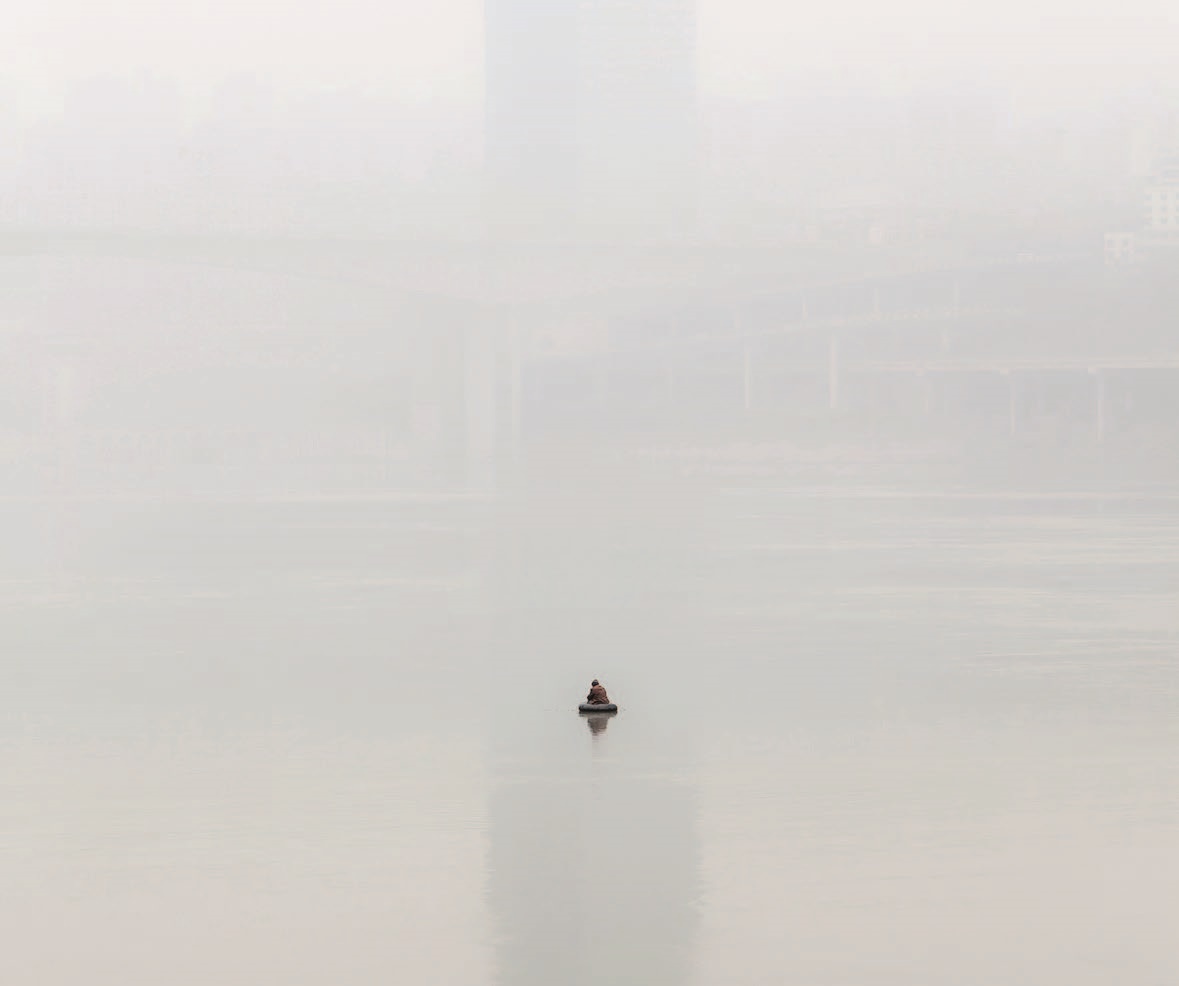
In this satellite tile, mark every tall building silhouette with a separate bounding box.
[484,0,698,243]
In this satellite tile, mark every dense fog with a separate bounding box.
[3,3,1178,985]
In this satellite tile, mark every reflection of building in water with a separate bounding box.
[488,757,699,986]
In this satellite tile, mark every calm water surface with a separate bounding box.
[3,488,1177,985]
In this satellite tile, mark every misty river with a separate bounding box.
[6,0,1179,978]
[3,485,1177,985]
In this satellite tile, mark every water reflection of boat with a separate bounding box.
[578,703,618,713]
[585,714,611,736]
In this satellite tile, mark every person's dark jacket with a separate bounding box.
[586,683,611,704]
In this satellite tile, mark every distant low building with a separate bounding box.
[1140,142,1179,252]
[1104,231,1137,265]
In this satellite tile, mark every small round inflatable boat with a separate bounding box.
[579,703,618,714]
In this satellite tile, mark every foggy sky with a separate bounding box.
[6,0,1177,119]
[4,0,1179,239]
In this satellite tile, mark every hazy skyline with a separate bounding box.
[5,0,1179,121]
[4,0,1179,239]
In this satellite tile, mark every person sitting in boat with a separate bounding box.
[586,679,611,705]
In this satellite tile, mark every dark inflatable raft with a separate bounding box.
[579,703,618,713]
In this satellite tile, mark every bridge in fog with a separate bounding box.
[4,230,1179,489]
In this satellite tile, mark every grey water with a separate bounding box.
[3,486,1177,985]
[6,0,1179,976]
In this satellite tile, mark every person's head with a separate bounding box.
[591,679,599,686]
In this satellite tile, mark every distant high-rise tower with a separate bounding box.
[484,0,698,244]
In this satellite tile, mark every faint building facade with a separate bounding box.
[484,0,698,244]
[1142,148,1179,250]
[1135,111,1179,254]
[1104,231,1137,265]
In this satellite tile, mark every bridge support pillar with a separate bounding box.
[592,358,611,413]
[41,363,81,430]
[1090,368,1106,442]
[828,334,840,411]
[409,314,518,493]
[743,343,753,412]
[921,372,935,414]
[509,317,523,461]
[1003,370,1018,436]
[409,328,448,481]
[463,323,498,492]
[41,363,81,492]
